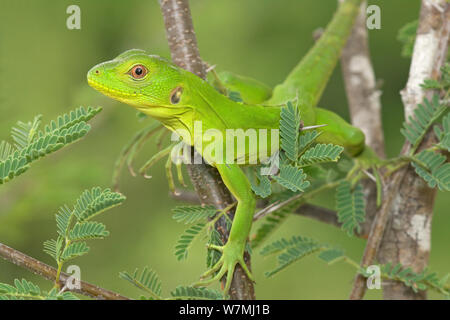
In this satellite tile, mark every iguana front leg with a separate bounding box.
[195,163,256,293]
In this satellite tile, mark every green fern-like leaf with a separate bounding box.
[0,154,29,184]
[68,222,109,241]
[422,63,450,90]
[380,263,448,295]
[0,107,102,185]
[434,113,450,152]
[45,288,79,300]
[119,267,162,299]
[0,141,13,161]
[280,101,301,161]
[260,237,294,256]
[60,241,89,262]
[55,205,73,238]
[336,181,366,236]
[20,120,92,162]
[174,223,206,261]
[318,248,345,264]
[73,187,126,222]
[43,237,64,262]
[299,143,344,166]
[421,79,443,90]
[0,279,43,300]
[11,115,42,149]
[298,130,321,153]
[41,106,101,134]
[170,286,223,300]
[261,236,326,277]
[260,235,318,256]
[250,169,272,198]
[273,165,310,192]
[400,94,446,151]
[411,150,450,191]
[172,205,217,224]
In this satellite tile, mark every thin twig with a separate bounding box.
[295,204,341,228]
[253,194,301,221]
[0,242,130,300]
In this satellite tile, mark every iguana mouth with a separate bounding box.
[87,77,141,99]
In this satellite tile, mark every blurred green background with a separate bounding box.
[0,0,448,299]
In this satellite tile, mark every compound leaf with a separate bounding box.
[174,223,205,261]
[273,165,310,192]
[411,150,450,191]
[172,206,217,224]
[336,181,366,236]
[280,101,301,161]
[170,286,223,300]
[119,267,162,299]
[299,143,343,166]
[73,187,126,222]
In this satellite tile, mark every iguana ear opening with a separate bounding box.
[170,86,183,104]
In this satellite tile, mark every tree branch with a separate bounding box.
[339,0,385,245]
[295,204,340,228]
[0,242,130,300]
[375,0,449,300]
[340,1,385,158]
[338,0,389,298]
[159,0,255,300]
[349,0,449,300]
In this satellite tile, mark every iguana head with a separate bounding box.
[87,49,193,123]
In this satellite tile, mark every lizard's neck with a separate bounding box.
[162,73,282,165]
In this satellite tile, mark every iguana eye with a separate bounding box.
[170,87,183,104]
[129,64,148,79]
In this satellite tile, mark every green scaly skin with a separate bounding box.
[214,71,273,104]
[87,0,371,294]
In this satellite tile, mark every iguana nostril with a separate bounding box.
[95,70,100,75]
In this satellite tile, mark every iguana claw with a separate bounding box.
[194,242,255,293]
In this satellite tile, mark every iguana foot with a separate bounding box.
[194,242,254,293]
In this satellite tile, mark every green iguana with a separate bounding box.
[87,0,378,293]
